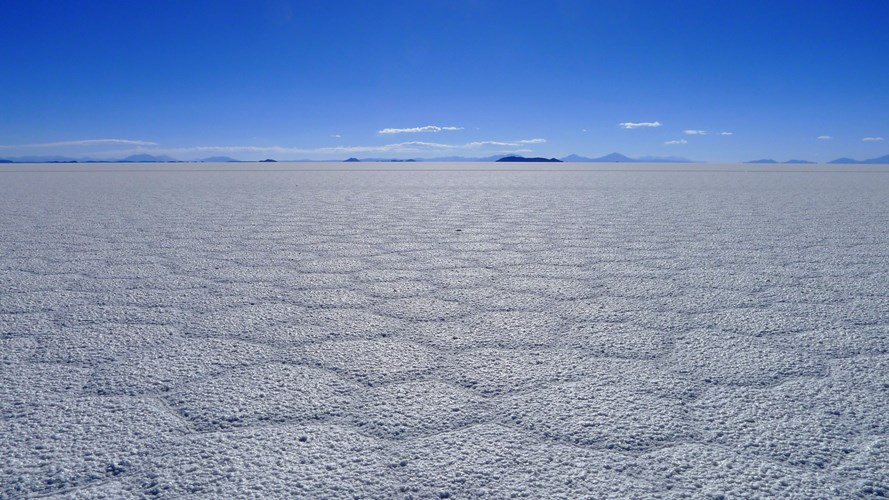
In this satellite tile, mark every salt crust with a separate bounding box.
[1,165,887,497]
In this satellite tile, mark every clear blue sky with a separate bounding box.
[2,0,888,162]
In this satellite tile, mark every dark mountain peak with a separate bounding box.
[828,157,860,164]
[561,154,593,162]
[595,152,635,162]
[344,157,360,162]
[745,159,779,164]
[496,156,562,163]
[863,154,889,164]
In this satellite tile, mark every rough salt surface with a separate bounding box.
[1,162,888,497]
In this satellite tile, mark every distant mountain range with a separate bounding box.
[0,154,179,163]
[0,152,693,163]
[745,154,889,165]
[560,153,697,163]
[2,152,888,164]
[826,154,889,164]
[745,159,815,164]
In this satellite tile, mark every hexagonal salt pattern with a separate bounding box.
[138,425,399,498]
[1,163,888,497]
[166,362,359,431]
[498,378,697,450]
[1,397,188,497]
[346,380,489,439]
[395,424,657,498]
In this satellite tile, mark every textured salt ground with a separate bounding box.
[1,163,888,498]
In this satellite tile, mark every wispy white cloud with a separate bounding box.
[619,121,661,129]
[128,138,545,158]
[3,136,543,160]
[330,134,342,138]
[817,135,832,140]
[0,139,157,150]
[378,125,464,134]
[684,130,733,136]
[862,137,885,142]
[665,139,688,145]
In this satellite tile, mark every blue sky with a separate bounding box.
[2,0,888,162]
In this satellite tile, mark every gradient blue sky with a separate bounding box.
[2,0,888,162]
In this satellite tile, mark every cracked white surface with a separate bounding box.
[1,162,888,497]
